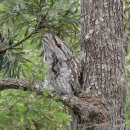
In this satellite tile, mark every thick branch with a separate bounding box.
[0,78,44,91]
[60,95,108,120]
[0,78,107,119]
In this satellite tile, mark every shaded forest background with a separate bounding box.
[0,0,130,129]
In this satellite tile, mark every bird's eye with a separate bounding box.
[56,43,61,48]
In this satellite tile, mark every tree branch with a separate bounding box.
[0,78,108,119]
[0,78,44,91]
[0,30,38,54]
[60,95,108,120]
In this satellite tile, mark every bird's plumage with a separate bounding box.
[42,34,81,95]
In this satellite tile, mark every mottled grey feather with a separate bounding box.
[42,34,81,95]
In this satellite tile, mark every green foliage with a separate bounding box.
[0,48,29,78]
[1,0,130,129]
[0,0,80,129]
[0,0,80,78]
[0,90,71,130]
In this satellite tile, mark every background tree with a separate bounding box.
[0,0,130,130]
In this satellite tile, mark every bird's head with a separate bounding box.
[42,34,72,62]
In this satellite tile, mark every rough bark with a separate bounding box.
[76,0,126,129]
[0,78,107,120]
[42,33,113,129]
[0,78,44,91]
[0,0,127,130]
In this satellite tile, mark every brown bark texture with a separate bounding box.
[77,0,126,129]
[0,0,127,130]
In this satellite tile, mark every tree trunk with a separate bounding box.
[0,0,127,130]
[70,0,126,130]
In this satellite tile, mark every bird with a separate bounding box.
[42,34,81,95]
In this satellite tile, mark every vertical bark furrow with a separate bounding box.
[79,0,126,129]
